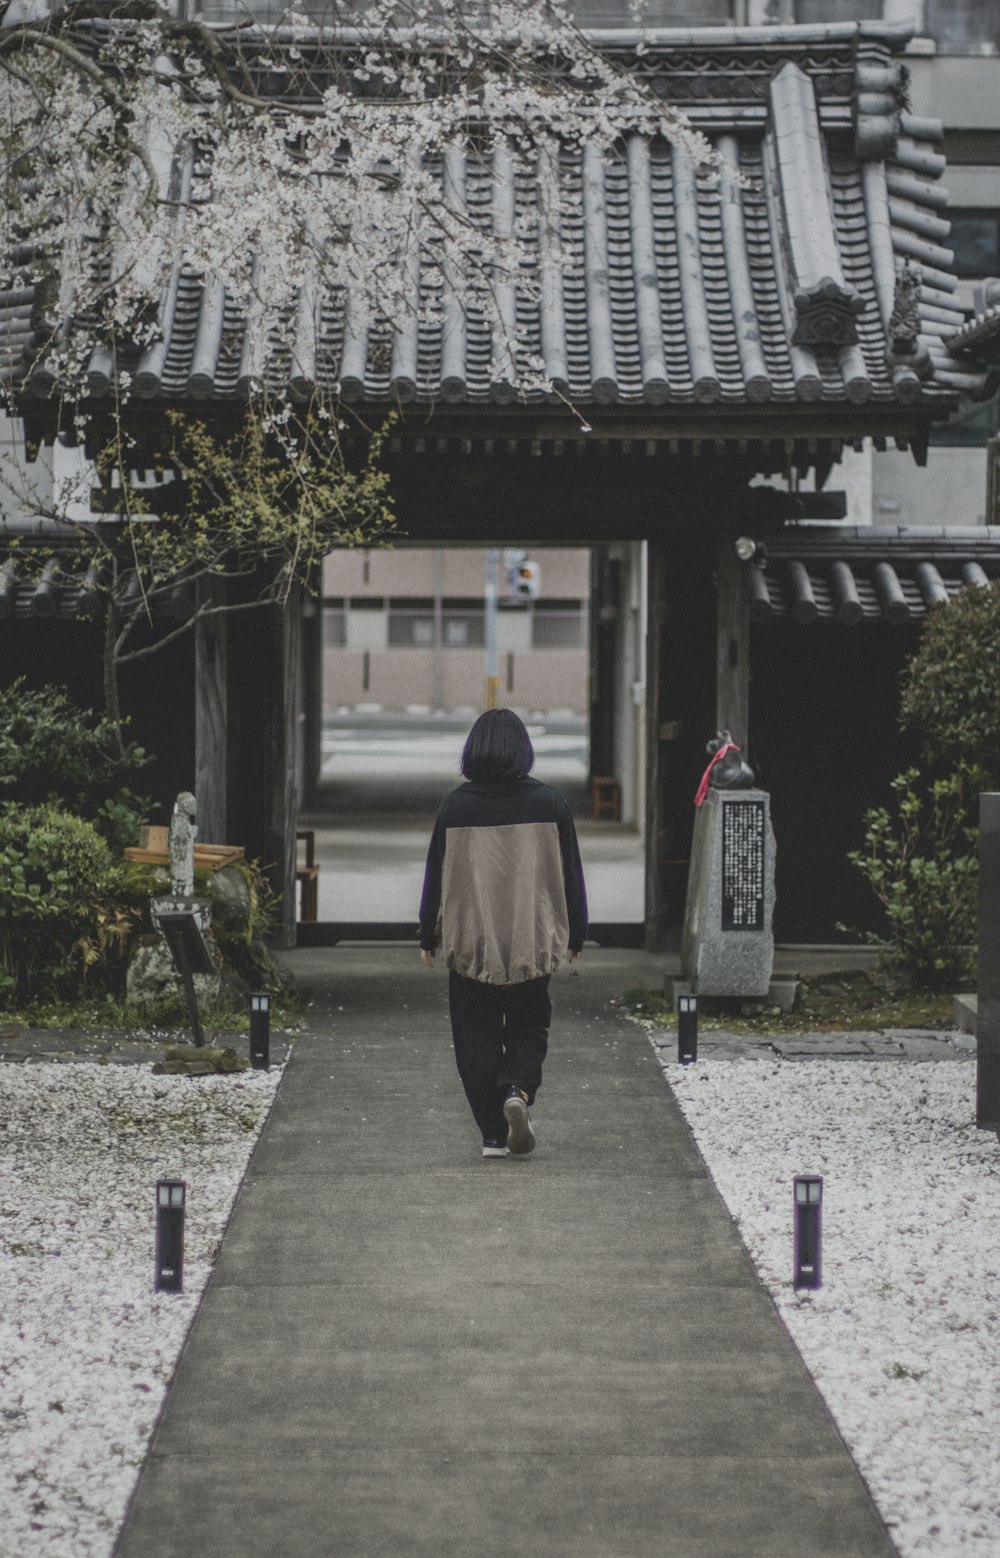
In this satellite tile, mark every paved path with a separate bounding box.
[115,948,897,1558]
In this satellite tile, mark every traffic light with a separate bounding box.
[510,556,540,600]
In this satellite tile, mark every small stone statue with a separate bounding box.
[887,261,922,357]
[169,791,197,897]
[707,731,755,791]
[694,732,756,807]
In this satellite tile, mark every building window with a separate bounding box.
[443,616,484,648]
[948,210,1000,279]
[388,610,436,647]
[795,0,879,21]
[569,0,735,20]
[323,600,346,648]
[531,603,586,649]
[925,0,999,55]
[929,390,1000,447]
[443,605,485,648]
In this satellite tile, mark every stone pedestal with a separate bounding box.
[681,788,775,997]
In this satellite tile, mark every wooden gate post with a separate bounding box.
[270,589,303,949]
[644,539,669,950]
[715,538,750,752]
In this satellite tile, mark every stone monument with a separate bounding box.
[680,733,777,1002]
[151,790,217,1044]
[169,791,197,896]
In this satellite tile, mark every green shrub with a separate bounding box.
[0,678,149,849]
[899,581,1000,785]
[847,768,979,991]
[0,805,125,1000]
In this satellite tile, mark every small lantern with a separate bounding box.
[793,1175,823,1290]
[678,993,698,1066]
[250,992,270,1070]
[155,1178,186,1293]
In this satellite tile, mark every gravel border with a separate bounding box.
[0,1058,284,1557]
[652,1042,1000,1556]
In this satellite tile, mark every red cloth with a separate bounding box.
[694,743,739,808]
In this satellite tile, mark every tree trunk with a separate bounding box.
[103,600,127,760]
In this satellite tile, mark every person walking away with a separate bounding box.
[418,709,588,1159]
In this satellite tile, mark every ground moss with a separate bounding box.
[621,969,959,1036]
[0,988,304,1033]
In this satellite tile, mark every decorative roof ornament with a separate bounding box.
[768,64,867,350]
[792,277,866,349]
[885,262,931,378]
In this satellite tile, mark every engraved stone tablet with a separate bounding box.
[721,799,766,932]
[681,788,775,997]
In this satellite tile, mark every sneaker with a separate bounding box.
[502,1087,535,1155]
[482,1138,509,1159]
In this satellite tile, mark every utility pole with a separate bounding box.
[484,547,500,709]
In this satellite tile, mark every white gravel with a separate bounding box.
[0,1060,282,1557]
[658,1050,1000,1557]
[5,1040,1000,1557]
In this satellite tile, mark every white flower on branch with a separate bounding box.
[0,0,708,410]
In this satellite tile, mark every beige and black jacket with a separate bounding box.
[419,777,588,985]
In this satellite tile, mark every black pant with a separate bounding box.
[448,971,552,1143]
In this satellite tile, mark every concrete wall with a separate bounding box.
[872,446,991,527]
[322,644,589,713]
[0,414,54,519]
[323,546,589,601]
[322,545,590,713]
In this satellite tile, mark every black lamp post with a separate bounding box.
[678,993,698,1065]
[250,992,270,1070]
[155,1179,186,1293]
[793,1175,823,1290]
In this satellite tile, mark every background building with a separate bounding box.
[321,547,591,716]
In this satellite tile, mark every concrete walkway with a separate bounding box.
[115,948,896,1558]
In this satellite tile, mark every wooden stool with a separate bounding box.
[591,777,621,822]
[296,829,320,922]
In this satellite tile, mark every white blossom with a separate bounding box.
[0,0,710,412]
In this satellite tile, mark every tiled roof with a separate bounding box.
[751,525,1000,624]
[947,280,1000,365]
[2,22,985,417]
[6,523,999,625]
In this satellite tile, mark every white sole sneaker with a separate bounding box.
[482,1142,509,1158]
[503,1093,536,1155]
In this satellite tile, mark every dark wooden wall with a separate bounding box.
[749,623,921,942]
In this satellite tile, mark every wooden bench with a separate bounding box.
[296,829,320,922]
[590,776,621,822]
[125,825,244,871]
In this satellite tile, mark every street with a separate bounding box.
[301,713,644,924]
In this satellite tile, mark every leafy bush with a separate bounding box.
[899,581,1000,784]
[0,805,129,1000]
[847,769,979,991]
[0,679,149,849]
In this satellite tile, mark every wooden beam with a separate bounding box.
[732,489,848,525]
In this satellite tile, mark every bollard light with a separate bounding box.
[155,1178,186,1293]
[793,1175,823,1290]
[678,993,698,1065]
[250,992,270,1070]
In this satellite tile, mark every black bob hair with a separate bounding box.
[461,709,535,784]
